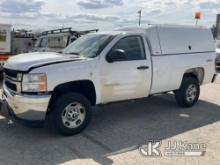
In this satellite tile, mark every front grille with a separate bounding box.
[5,81,17,91]
[3,68,18,79]
[3,68,21,92]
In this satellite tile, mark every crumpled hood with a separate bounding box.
[4,52,85,71]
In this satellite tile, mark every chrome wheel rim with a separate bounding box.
[186,84,197,102]
[61,102,86,129]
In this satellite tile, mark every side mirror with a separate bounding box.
[106,49,126,63]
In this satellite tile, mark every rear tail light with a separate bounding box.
[215,55,220,72]
[215,57,217,71]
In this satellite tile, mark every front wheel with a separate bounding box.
[174,77,200,108]
[50,93,92,136]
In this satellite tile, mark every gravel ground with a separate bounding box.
[0,75,219,165]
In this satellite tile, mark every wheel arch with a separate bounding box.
[183,67,204,84]
[48,80,97,111]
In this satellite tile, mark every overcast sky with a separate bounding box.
[0,0,219,31]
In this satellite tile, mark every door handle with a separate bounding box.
[137,66,149,70]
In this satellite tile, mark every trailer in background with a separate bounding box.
[0,24,11,71]
[0,24,36,74]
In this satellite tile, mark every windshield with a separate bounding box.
[62,34,113,58]
[216,40,220,49]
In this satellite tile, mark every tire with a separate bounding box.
[50,92,92,136]
[174,76,200,108]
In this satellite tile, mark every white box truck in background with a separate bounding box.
[0,24,11,71]
[0,24,36,74]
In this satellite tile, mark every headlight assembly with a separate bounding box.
[22,73,47,92]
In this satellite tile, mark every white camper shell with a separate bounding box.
[145,25,214,55]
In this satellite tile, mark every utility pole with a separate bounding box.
[138,10,142,26]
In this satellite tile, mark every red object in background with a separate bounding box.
[0,54,9,61]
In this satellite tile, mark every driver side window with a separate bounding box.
[109,36,146,61]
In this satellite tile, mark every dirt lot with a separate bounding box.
[0,75,220,165]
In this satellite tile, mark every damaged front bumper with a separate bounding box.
[2,83,51,126]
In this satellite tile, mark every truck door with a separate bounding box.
[100,35,152,103]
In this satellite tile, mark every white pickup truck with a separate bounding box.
[2,25,217,136]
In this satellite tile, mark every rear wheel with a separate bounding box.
[50,92,92,136]
[174,77,200,107]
